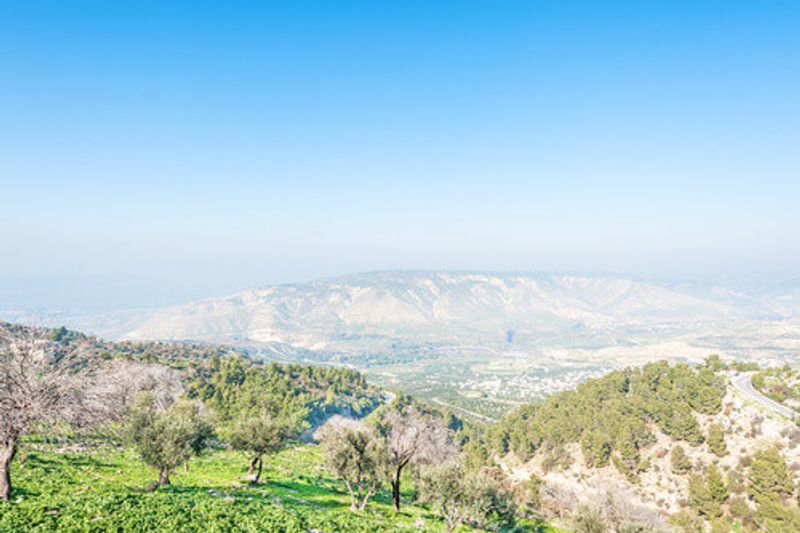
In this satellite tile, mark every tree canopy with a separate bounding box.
[491,362,726,466]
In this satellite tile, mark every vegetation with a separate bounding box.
[417,461,516,532]
[491,361,725,468]
[673,445,800,532]
[0,444,452,532]
[0,325,90,500]
[7,321,800,532]
[570,505,608,533]
[187,354,381,429]
[688,465,727,518]
[706,423,727,457]
[224,414,289,483]
[752,366,800,411]
[375,404,456,511]
[670,445,692,475]
[317,419,389,512]
[747,447,795,503]
[3,323,553,531]
[125,395,213,487]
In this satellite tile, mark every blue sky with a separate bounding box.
[1,1,799,308]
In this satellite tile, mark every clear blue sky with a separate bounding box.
[1,1,798,308]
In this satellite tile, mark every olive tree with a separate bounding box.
[224,413,288,483]
[317,417,388,512]
[0,324,87,500]
[418,461,516,532]
[383,406,456,511]
[126,394,213,487]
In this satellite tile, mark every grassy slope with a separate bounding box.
[0,444,558,532]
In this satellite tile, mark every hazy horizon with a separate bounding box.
[3,268,799,312]
[2,1,799,309]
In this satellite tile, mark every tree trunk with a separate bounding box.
[0,441,17,501]
[392,462,406,511]
[345,482,358,512]
[247,455,262,483]
[391,477,401,512]
[158,467,171,486]
[359,484,377,511]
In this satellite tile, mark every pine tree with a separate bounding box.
[689,472,720,518]
[748,447,794,503]
[670,445,692,474]
[581,431,611,468]
[707,423,727,457]
[705,464,728,505]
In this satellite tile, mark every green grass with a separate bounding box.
[0,443,558,532]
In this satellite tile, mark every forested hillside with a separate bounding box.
[482,358,800,531]
[3,321,799,532]
[490,361,727,467]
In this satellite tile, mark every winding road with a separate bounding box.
[731,372,795,419]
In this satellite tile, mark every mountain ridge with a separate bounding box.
[4,270,798,416]
[116,270,752,347]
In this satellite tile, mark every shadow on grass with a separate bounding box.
[267,479,347,508]
[23,452,115,470]
[118,476,430,520]
[8,486,40,499]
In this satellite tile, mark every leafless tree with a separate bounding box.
[0,324,88,500]
[594,488,666,531]
[384,406,456,511]
[84,360,183,428]
[538,480,576,518]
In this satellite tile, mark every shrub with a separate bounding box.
[747,447,794,503]
[707,424,726,457]
[418,461,516,532]
[571,505,608,533]
[670,445,692,475]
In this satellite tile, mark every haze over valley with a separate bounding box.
[6,270,799,419]
[4,1,800,530]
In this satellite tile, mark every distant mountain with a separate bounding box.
[5,271,799,416]
[114,271,762,350]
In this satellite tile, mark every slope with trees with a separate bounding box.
[1,322,551,531]
[16,320,800,532]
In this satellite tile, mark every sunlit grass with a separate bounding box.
[1,443,560,532]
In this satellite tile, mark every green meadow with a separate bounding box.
[0,442,557,532]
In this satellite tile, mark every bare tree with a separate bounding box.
[384,406,456,511]
[84,360,183,428]
[0,324,87,500]
[538,480,577,518]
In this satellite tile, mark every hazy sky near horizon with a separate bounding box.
[1,1,799,308]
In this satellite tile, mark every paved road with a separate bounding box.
[430,397,497,423]
[732,372,795,419]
